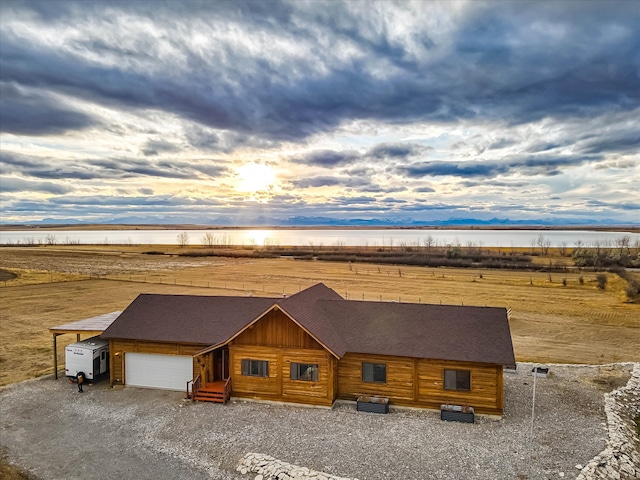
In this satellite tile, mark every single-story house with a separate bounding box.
[101,283,515,415]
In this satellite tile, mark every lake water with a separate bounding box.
[1,228,638,248]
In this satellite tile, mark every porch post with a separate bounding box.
[200,358,207,388]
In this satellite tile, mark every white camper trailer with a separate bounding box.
[65,336,109,381]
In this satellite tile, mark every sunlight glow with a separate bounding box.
[236,163,276,193]
[242,229,273,246]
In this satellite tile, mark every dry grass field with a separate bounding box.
[1,245,638,387]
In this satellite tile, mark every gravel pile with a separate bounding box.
[236,453,357,480]
[0,363,635,480]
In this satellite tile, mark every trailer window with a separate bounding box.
[101,352,105,360]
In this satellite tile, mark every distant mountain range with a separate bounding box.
[2,215,637,227]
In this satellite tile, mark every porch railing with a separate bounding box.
[223,377,231,403]
[186,374,201,401]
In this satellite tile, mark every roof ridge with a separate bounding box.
[276,283,347,357]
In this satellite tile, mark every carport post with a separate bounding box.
[52,334,58,380]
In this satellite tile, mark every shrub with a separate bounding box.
[596,274,608,290]
[624,280,639,303]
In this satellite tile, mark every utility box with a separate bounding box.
[65,336,109,381]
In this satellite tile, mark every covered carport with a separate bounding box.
[49,312,121,379]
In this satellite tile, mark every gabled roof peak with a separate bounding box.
[279,282,343,305]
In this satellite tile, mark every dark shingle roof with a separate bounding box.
[314,300,515,365]
[102,284,515,366]
[278,283,348,357]
[101,294,277,345]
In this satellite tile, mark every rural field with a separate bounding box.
[0,245,639,387]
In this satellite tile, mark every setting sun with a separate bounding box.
[236,163,276,193]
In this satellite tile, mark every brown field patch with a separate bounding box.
[1,246,638,386]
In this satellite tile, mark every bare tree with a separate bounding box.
[593,240,603,257]
[177,231,190,248]
[616,235,631,255]
[45,233,57,245]
[423,234,435,252]
[559,241,568,257]
[201,232,215,248]
[535,234,550,255]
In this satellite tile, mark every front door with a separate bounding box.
[212,347,230,381]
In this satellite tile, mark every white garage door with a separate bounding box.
[125,353,193,391]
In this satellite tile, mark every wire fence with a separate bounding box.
[90,273,489,306]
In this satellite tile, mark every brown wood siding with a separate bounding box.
[336,353,504,415]
[233,308,323,350]
[337,353,415,402]
[229,345,280,397]
[108,339,208,386]
[229,344,334,406]
[497,365,504,412]
[109,340,136,384]
[281,348,331,402]
[417,359,503,414]
[330,355,338,403]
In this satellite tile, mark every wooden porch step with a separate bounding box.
[194,392,226,403]
[193,381,229,404]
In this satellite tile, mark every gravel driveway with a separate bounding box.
[0,363,632,480]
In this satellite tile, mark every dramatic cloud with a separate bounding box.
[0,83,98,135]
[0,176,74,195]
[399,154,604,179]
[0,0,638,224]
[368,143,431,160]
[293,150,361,168]
[1,151,229,182]
[290,175,370,189]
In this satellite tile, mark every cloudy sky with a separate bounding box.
[1,0,638,224]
